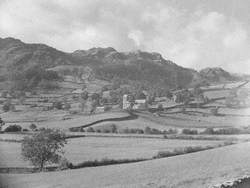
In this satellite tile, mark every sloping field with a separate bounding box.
[64,137,223,163]
[137,109,250,129]
[36,111,130,130]
[1,111,130,130]
[2,142,250,188]
[0,137,224,167]
[91,117,173,131]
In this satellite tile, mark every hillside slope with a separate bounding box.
[0,37,203,90]
[200,67,238,83]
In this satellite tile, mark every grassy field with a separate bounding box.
[2,142,250,188]
[0,137,224,168]
[64,137,224,163]
[1,111,129,130]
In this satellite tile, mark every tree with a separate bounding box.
[0,117,5,131]
[4,124,22,132]
[53,101,63,110]
[29,123,37,131]
[110,124,117,133]
[2,101,13,112]
[21,129,67,171]
[81,91,89,100]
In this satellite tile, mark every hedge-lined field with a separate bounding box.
[0,137,224,168]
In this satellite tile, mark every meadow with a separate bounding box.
[2,142,250,188]
[0,137,225,168]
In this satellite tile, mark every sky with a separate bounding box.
[0,0,250,74]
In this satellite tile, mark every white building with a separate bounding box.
[122,94,131,109]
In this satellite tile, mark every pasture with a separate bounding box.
[0,137,224,168]
[2,142,250,188]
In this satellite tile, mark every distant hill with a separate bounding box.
[199,67,238,83]
[0,37,238,92]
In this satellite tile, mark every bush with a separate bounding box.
[163,128,178,134]
[200,127,241,135]
[29,123,37,131]
[103,129,110,133]
[214,128,241,135]
[110,124,117,133]
[154,146,212,159]
[58,158,73,170]
[4,124,22,132]
[144,127,152,134]
[86,127,95,133]
[121,128,144,134]
[22,128,29,132]
[53,101,63,110]
[182,129,198,135]
[71,158,146,169]
[210,107,219,116]
[69,127,81,132]
[201,128,215,135]
[2,102,11,112]
[150,128,162,135]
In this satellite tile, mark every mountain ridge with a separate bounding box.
[0,37,239,92]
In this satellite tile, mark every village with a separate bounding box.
[0,75,249,119]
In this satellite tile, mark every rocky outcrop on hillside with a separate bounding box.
[0,37,237,91]
[200,67,237,83]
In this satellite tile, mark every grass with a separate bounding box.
[2,142,250,188]
[0,136,225,168]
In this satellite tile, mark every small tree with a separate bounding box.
[144,126,152,134]
[29,123,37,131]
[2,102,11,112]
[86,127,95,132]
[21,128,67,171]
[110,124,117,133]
[53,101,63,110]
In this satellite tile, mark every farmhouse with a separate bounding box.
[133,99,147,109]
[122,94,147,110]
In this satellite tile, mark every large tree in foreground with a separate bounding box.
[21,128,67,171]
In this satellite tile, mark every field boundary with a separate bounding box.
[69,111,138,130]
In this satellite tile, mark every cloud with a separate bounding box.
[223,27,248,48]
[0,0,249,74]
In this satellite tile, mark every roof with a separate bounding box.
[135,99,146,103]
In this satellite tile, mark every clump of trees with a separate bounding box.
[53,101,63,110]
[182,129,198,135]
[4,124,22,132]
[29,124,37,131]
[21,128,67,171]
[10,66,61,91]
[2,101,15,112]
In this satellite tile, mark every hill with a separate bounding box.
[199,67,238,83]
[0,37,238,92]
[0,37,204,91]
